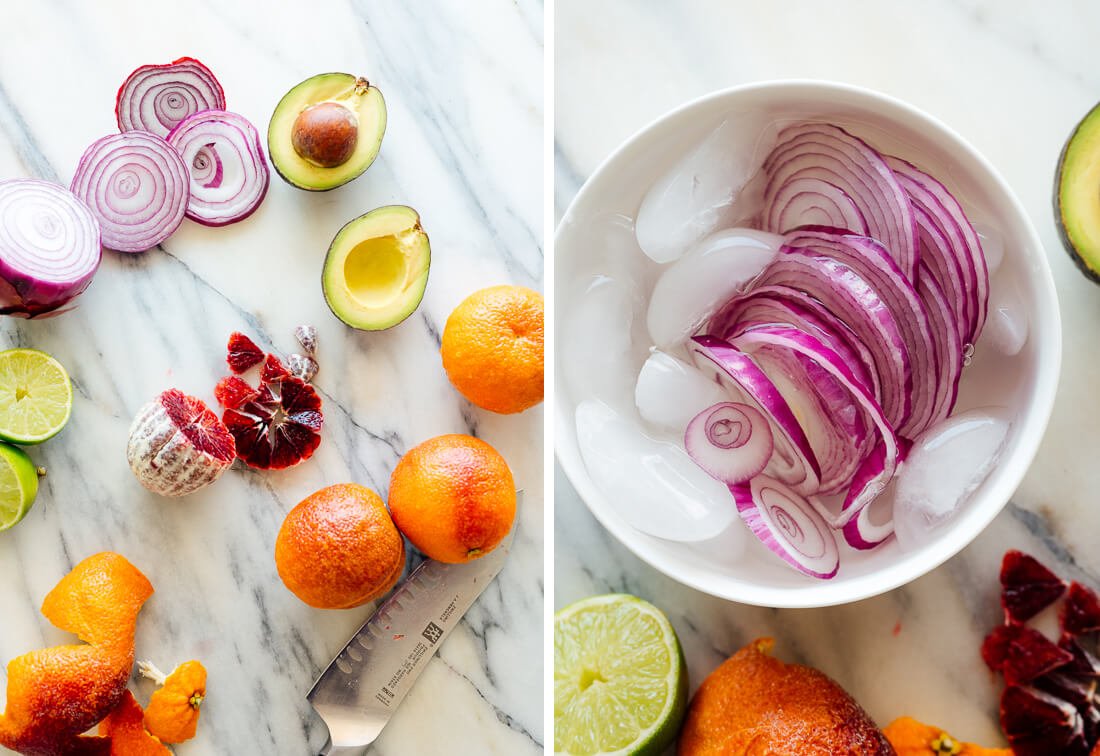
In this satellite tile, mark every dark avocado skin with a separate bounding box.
[1054,100,1100,284]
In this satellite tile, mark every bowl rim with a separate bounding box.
[554,78,1063,608]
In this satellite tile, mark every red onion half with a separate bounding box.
[167,110,269,227]
[70,132,189,253]
[115,57,226,138]
[0,179,101,317]
[684,402,773,484]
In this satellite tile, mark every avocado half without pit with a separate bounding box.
[269,73,386,191]
[323,206,430,331]
[1056,100,1100,283]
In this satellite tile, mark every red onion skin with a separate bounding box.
[0,179,101,317]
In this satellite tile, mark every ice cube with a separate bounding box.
[646,228,782,347]
[893,408,1011,550]
[975,222,1005,275]
[576,399,742,543]
[635,119,764,264]
[635,350,732,433]
[561,275,641,409]
[984,271,1028,356]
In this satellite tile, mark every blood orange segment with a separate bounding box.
[260,353,289,383]
[1062,582,1100,636]
[982,624,1073,685]
[221,377,322,470]
[1000,685,1088,756]
[226,332,263,373]
[1001,550,1067,623]
[214,376,259,410]
[159,389,235,462]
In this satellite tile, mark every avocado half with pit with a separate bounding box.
[323,206,430,330]
[269,72,386,191]
[1055,100,1100,283]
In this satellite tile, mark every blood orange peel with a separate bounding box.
[127,389,236,497]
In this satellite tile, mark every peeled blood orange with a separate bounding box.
[127,389,236,497]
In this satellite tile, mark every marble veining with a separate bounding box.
[0,1,542,754]
[556,0,1100,749]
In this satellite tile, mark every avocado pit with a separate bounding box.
[291,102,359,169]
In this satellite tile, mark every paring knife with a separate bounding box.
[308,499,520,755]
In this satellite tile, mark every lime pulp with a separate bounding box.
[0,349,73,444]
[554,594,687,756]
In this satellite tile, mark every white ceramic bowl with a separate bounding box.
[555,80,1061,607]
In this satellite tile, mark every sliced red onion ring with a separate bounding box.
[886,155,988,342]
[762,123,918,278]
[784,227,938,436]
[70,132,189,253]
[712,286,878,398]
[684,402,773,484]
[750,246,912,429]
[730,325,899,525]
[0,179,101,317]
[690,335,821,495]
[842,439,911,549]
[115,57,226,138]
[731,474,839,579]
[916,264,963,426]
[167,110,269,227]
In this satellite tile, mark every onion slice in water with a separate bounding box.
[0,179,101,317]
[70,132,190,253]
[684,402,773,484]
[690,335,821,495]
[115,57,226,138]
[731,474,839,580]
[167,110,269,227]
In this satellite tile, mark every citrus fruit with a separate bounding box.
[139,659,207,743]
[0,553,153,755]
[441,285,544,414]
[0,442,39,532]
[0,348,73,444]
[275,483,405,609]
[99,690,170,755]
[884,716,1010,755]
[127,388,236,497]
[678,637,892,755]
[388,434,515,563]
[554,594,687,756]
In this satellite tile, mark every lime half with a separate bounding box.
[0,443,39,531]
[554,594,687,755]
[0,349,72,444]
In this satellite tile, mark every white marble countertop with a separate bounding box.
[0,1,543,754]
[555,0,1100,748]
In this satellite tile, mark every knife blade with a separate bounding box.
[309,500,519,754]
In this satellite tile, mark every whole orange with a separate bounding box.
[441,285,544,414]
[388,434,516,563]
[275,483,405,609]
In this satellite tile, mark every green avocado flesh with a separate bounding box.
[323,206,430,330]
[269,72,386,191]
[1056,100,1100,282]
